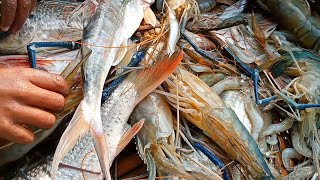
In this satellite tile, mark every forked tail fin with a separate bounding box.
[51,102,90,180]
[91,122,112,180]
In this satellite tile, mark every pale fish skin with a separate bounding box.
[0,1,83,54]
[55,50,183,179]
[17,158,53,180]
[57,77,140,180]
[51,0,146,179]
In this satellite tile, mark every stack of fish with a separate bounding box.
[0,0,319,179]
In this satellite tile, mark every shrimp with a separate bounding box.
[260,117,295,139]
[271,50,320,111]
[130,93,221,179]
[212,76,271,143]
[162,67,274,179]
[291,123,312,158]
[283,165,315,180]
[156,0,216,13]
[282,148,304,170]
[257,0,320,50]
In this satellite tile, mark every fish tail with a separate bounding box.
[132,51,183,101]
[90,124,112,180]
[51,101,90,179]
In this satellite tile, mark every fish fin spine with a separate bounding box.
[115,118,145,156]
[133,51,183,101]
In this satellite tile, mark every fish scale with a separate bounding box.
[59,135,100,179]
[51,1,146,178]
[57,81,138,179]
[0,1,82,54]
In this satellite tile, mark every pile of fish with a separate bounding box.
[0,0,320,179]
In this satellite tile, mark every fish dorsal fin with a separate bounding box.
[115,118,145,156]
[112,40,128,66]
[129,51,183,102]
[67,0,98,26]
[61,46,91,84]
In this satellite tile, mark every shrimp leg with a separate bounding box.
[253,69,320,109]
[180,28,252,75]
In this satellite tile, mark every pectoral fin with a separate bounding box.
[115,118,145,156]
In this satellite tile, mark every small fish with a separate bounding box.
[0,1,83,54]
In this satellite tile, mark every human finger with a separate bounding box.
[1,0,18,32]
[0,119,34,144]
[9,0,32,33]
[17,84,66,113]
[13,106,56,129]
[23,68,70,97]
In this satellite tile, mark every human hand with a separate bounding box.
[1,0,37,33]
[0,67,69,144]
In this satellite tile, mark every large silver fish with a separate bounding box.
[53,51,182,179]
[51,0,151,179]
[0,1,83,54]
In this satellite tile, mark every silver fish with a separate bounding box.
[0,1,83,54]
[51,0,148,179]
[54,51,183,180]
[16,156,53,180]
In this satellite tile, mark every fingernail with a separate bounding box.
[1,26,10,32]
